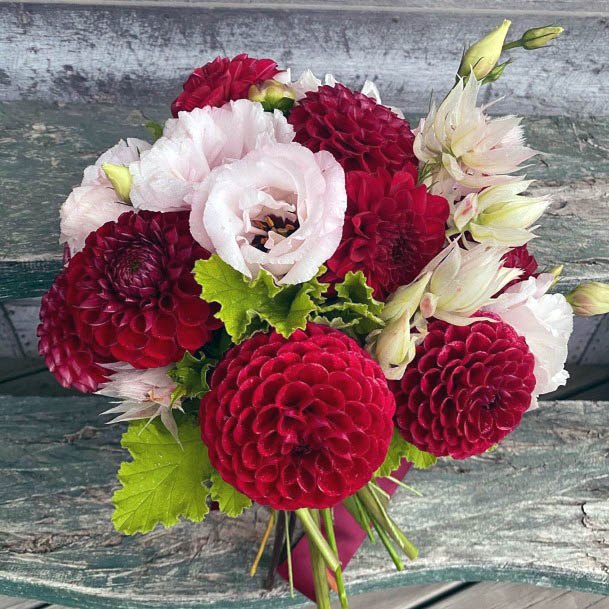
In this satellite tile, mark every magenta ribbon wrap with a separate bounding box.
[277,460,412,600]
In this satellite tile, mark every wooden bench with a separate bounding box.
[1,0,609,607]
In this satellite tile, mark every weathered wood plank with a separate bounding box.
[0,398,608,608]
[1,102,608,300]
[0,596,45,609]
[418,581,609,609]
[0,4,608,117]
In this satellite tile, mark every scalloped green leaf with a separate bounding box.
[376,431,437,478]
[194,255,328,342]
[209,471,252,518]
[112,416,212,535]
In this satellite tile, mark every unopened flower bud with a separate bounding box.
[566,282,609,316]
[458,20,511,80]
[102,163,132,203]
[482,59,511,84]
[248,80,297,114]
[381,273,431,322]
[521,25,564,50]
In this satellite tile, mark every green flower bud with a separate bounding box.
[458,19,511,80]
[102,163,132,203]
[521,25,564,50]
[248,80,297,114]
[482,59,511,84]
[566,282,609,316]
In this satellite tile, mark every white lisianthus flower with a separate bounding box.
[483,274,573,403]
[60,138,150,254]
[414,73,537,202]
[450,180,550,247]
[129,99,294,213]
[97,363,183,442]
[419,241,521,325]
[189,142,346,285]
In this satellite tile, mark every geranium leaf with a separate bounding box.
[316,272,384,336]
[375,431,437,478]
[209,470,252,517]
[194,255,328,342]
[168,351,214,401]
[112,416,212,535]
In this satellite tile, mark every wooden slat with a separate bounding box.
[0,596,45,609]
[0,397,608,608]
[0,4,608,117]
[1,102,608,300]
[420,582,609,609]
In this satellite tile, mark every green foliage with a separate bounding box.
[315,271,384,337]
[376,431,437,478]
[112,416,212,535]
[209,471,252,517]
[144,119,163,142]
[168,351,214,402]
[194,255,327,342]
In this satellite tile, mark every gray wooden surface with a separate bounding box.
[1,397,607,608]
[1,103,608,300]
[1,2,608,116]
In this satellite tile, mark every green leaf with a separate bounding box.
[376,431,437,478]
[316,271,384,336]
[194,255,328,342]
[144,119,163,142]
[168,351,214,402]
[209,470,252,517]
[112,416,212,535]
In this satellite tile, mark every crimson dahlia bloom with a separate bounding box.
[325,169,449,300]
[501,244,539,291]
[65,210,220,369]
[200,324,395,510]
[38,270,111,393]
[288,84,417,173]
[392,315,536,459]
[171,54,279,116]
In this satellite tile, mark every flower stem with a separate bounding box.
[283,511,295,598]
[264,509,286,590]
[357,485,418,560]
[502,40,522,51]
[321,508,348,609]
[307,510,332,609]
[370,515,404,571]
[295,508,340,572]
[250,510,276,577]
[342,495,375,543]
[386,476,423,497]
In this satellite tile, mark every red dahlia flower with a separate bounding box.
[38,270,111,393]
[325,169,449,300]
[65,210,221,369]
[288,84,417,173]
[392,315,535,459]
[200,324,395,510]
[501,244,539,291]
[171,54,279,117]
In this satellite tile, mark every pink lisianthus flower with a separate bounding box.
[483,274,573,405]
[189,142,347,284]
[59,138,150,254]
[129,99,294,213]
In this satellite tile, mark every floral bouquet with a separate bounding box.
[37,20,609,608]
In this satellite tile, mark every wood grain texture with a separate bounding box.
[0,397,608,608]
[0,4,608,116]
[415,581,609,609]
[1,102,608,300]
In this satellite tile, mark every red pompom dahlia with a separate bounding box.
[392,315,536,459]
[325,169,450,300]
[288,84,417,173]
[38,270,111,393]
[200,324,395,510]
[501,244,539,291]
[65,210,221,369]
[171,54,279,117]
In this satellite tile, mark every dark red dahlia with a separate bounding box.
[65,210,221,369]
[201,323,395,510]
[171,54,279,116]
[501,245,539,291]
[325,169,449,300]
[38,270,111,393]
[392,315,536,459]
[288,83,417,173]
